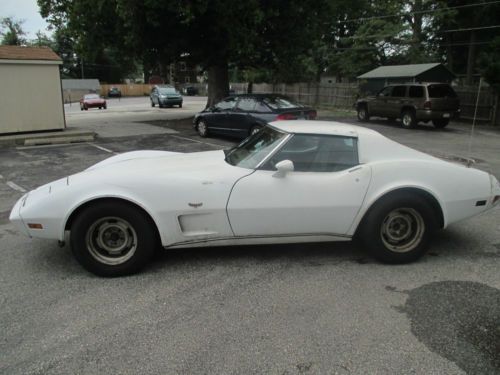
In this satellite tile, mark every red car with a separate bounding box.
[80,94,107,110]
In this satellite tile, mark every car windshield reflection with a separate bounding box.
[225,126,287,169]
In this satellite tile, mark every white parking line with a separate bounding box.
[6,181,27,193]
[17,143,86,150]
[87,143,118,154]
[170,134,225,149]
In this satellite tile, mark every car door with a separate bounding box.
[370,86,393,117]
[386,85,407,118]
[205,97,237,134]
[229,97,258,136]
[226,134,371,237]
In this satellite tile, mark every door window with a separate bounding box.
[378,87,392,97]
[235,98,257,112]
[215,97,237,110]
[262,134,358,172]
[391,86,407,97]
[254,101,272,113]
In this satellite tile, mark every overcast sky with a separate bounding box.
[0,0,50,38]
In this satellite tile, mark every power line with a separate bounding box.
[440,25,500,33]
[337,0,500,24]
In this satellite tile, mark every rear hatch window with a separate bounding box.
[427,84,457,98]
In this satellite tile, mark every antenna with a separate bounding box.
[467,77,482,167]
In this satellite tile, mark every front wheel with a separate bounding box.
[357,105,370,121]
[359,193,437,264]
[197,119,209,137]
[70,201,158,276]
[401,110,417,129]
[432,119,449,128]
[179,103,183,108]
[151,100,155,107]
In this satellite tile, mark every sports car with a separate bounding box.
[80,94,107,110]
[10,121,500,276]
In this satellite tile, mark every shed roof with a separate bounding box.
[0,45,62,62]
[358,63,443,79]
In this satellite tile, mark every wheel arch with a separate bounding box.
[64,197,162,243]
[401,105,417,115]
[353,186,445,236]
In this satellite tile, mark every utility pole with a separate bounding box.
[81,58,84,79]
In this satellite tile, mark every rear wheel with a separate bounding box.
[359,193,436,264]
[197,119,209,137]
[432,119,449,128]
[70,201,158,277]
[401,110,417,129]
[357,105,370,121]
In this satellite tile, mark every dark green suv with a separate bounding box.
[356,83,460,129]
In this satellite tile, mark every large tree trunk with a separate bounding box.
[206,62,229,108]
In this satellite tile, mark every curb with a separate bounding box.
[0,130,96,147]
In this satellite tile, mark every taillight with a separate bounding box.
[275,113,297,121]
[423,101,432,110]
[309,110,317,119]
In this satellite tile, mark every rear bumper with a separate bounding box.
[416,109,460,121]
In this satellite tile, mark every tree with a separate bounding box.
[0,17,27,45]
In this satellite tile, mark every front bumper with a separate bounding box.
[159,98,182,105]
[9,193,30,236]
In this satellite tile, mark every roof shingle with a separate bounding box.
[0,45,62,61]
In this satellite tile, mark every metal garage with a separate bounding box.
[358,63,456,94]
[0,46,65,134]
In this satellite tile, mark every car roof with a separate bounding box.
[269,120,379,138]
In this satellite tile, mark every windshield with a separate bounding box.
[225,126,288,169]
[85,94,99,99]
[263,96,303,109]
[158,87,177,94]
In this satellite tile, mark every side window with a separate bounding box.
[215,97,236,110]
[378,87,392,97]
[235,98,257,112]
[254,101,272,113]
[409,86,424,98]
[391,86,407,97]
[262,135,358,172]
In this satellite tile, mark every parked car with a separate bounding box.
[107,87,122,98]
[182,86,198,96]
[80,94,107,111]
[355,83,460,129]
[193,94,317,138]
[150,86,183,108]
[10,121,500,276]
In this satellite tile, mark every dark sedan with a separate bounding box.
[193,94,316,138]
[107,87,122,98]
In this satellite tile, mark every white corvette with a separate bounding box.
[10,121,500,276]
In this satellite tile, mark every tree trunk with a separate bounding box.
[206,62,229,108]
[466,31,477,85]
[247,81,253,94]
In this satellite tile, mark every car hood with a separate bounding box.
[71,150,247,186]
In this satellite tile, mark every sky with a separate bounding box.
[0,0,51,39]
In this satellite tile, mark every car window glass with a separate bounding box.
[378,87,392,97]
[263,96,303,109]
[427,84,457,98]
[225,126,287,169]
[391,86,406,97]
[236,98,257,112]
[215,97,236,110]
[254,101,272,113]
[262,134,359,172]
[158,88,176,94]
[85,94,99,99]
[409,86,424,98]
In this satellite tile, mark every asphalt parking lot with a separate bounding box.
[1,97,499,374]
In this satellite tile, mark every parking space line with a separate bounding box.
[6,181,27,193]
[87,143,118,154]
[170,134,226,149]
[17,143,87,150]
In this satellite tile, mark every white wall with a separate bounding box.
[0,62,65,134]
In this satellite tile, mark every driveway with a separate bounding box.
[0,111,499,374]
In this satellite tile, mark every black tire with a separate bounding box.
[151,100,155,107]
[432,119,449,128]
[359,193,437,264]
[70,201,158,277]
[401,110,417,129]
[98,107,102,109]
[179,103,183,108]
[249,125,262,136]
[103,104,107,110]
[357,105,370,121]
[197,119,209,137]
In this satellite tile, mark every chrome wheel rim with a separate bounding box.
[198,121,207,136]
[380,208,424,253]
[358,108,366,120]
[402,113,412,127]
[85,217,137,265]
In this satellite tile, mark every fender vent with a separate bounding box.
[475,200,486,206]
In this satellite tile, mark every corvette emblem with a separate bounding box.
[188,202,203,208]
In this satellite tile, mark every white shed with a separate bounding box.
[0,46,65,134]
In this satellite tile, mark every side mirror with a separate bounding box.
[273,160,294,178]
